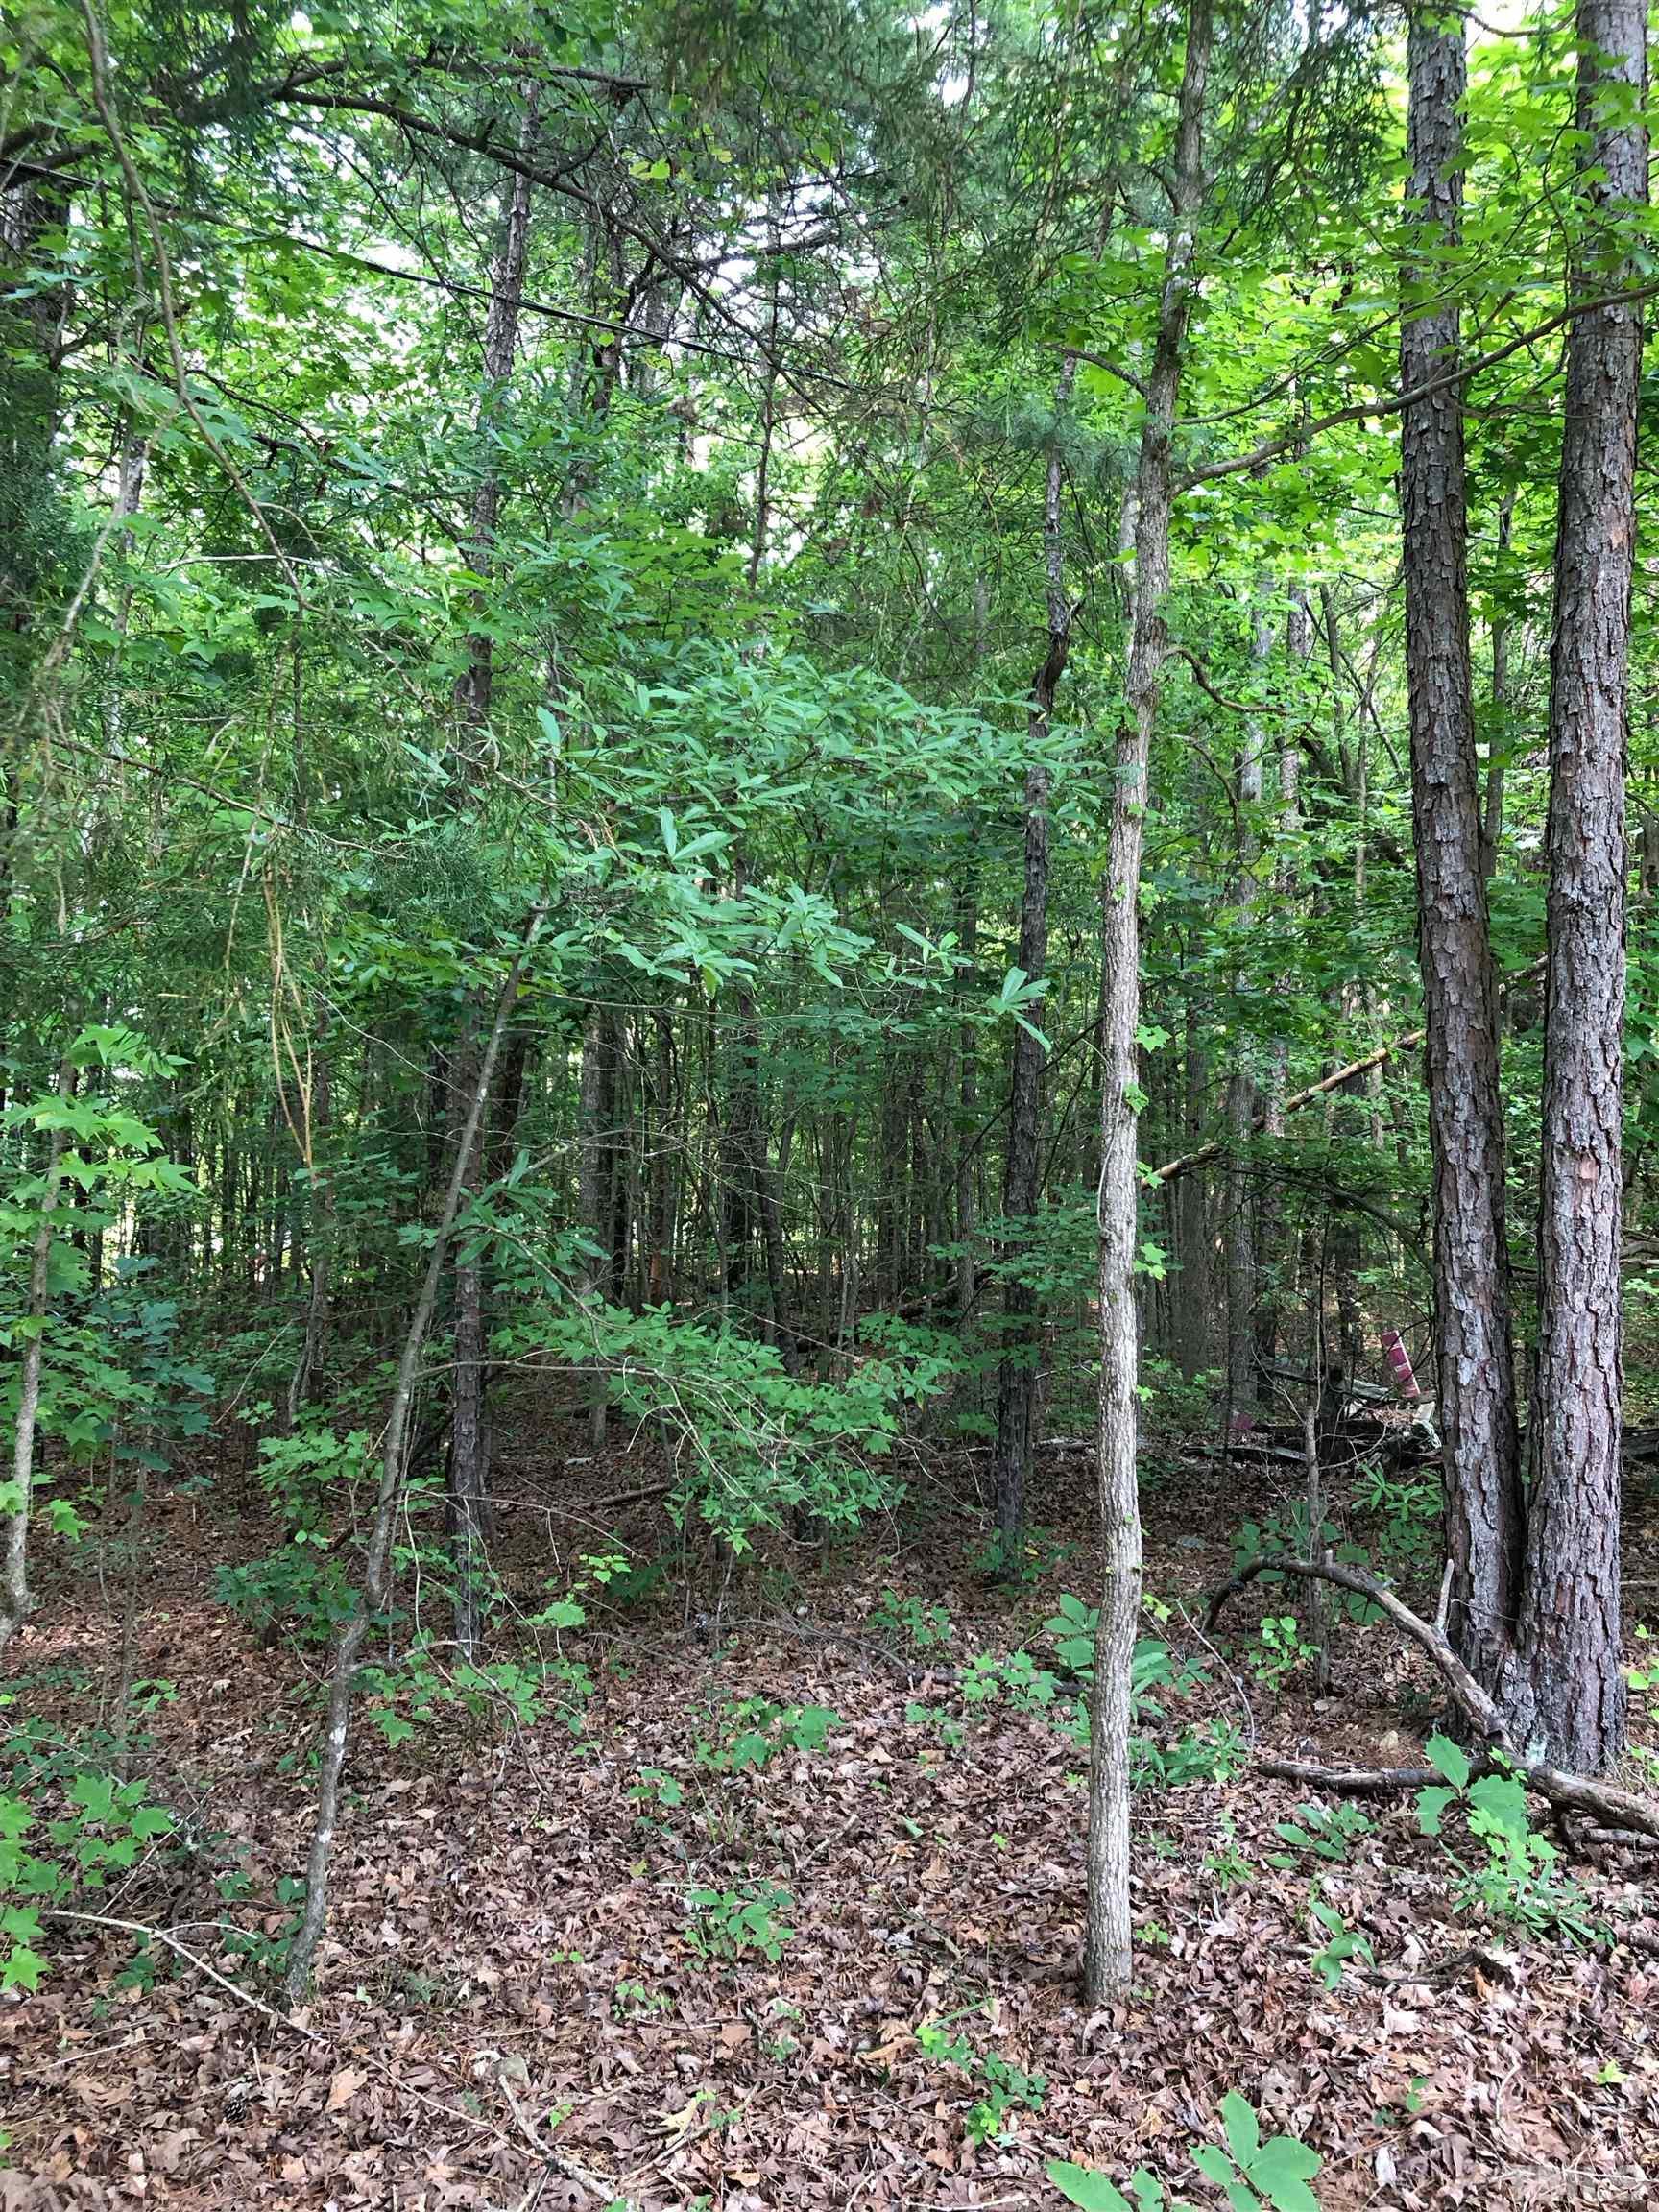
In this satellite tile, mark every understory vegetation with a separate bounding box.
[3,0,1659,2205]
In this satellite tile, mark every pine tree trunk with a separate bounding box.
[1400,7,1523,1694]
[1513,0,1647,1772]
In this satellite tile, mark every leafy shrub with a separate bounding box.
[870,1587,953,1650]
[684,1880,794,1961]
[1308,1895,1376,1990]
[495,1303,966,1545]
[1270,1800,1376,1866]
[1249,1615,1317,1693]
[1415,1736,1603,1946]
[1131,1719,1247,1790]
[1,1726,178,1991]
[693,1698,842,1775]
[915,2013,1046,2145]
[1353,1463,1440,1568]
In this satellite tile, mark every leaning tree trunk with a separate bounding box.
[1399,7,1524,1695]
[1085,0,1211,2008]
[992,353,1076,1567]
[286,917,541,1999]
[1513,0,1647,1773]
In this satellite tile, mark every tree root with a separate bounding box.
[1206,1553,1659,1844]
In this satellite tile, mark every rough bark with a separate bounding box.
[1514,0,1647,1772]
[1085,0,1210,2008]
[1400,8,1524,1694]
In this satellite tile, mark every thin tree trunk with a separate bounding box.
[1085,0,1211,2008]
[285,915,541,1999]
[1514,0,1647,1773]
[0,1065,73,1653]
[448,118,536,1658]
[284,1044,333,1429]
[954,872,980,1318]
[993,352,1076,1566]
[1400,7,1524,1695]
[1223,589,1268,1437]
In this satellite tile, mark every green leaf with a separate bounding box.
[1415,1785,1455,1837]
[2,1943,46,1993]
[1046,2160,1136,2211]
[1190,2145,1238,2187]
[1424,1733,1470,1791]
[1467,1772,1529,1839]
[1220,2095,1261,2164]
[1249,2138,1322,2196]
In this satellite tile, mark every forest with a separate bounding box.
[2,0,1659,2202]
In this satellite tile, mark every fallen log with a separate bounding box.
[1206,1552,1659,1843]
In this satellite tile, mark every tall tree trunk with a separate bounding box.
[954,871,980,1318]
[993,353,1076,1567]
[1086,0,1211,2008]
[1400,7,1523,1695]
[1223,587,1268,1438]
[284,1041,333,1428]
[1513,0,1647,1772]
[448,121,536,1661]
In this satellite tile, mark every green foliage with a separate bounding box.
[1190,2095,1324,2212]
[1307,1895,1375,1991]
[496,1304,964,1546]
[1269,1801,1376,1867]
[1047,2097,1323,2212]
[0,1724,178,1992]
[684,1881,795,1962]
[1416,1738,1604,1946]
[1352,1465,1440,1570]
[692,1697,843,1776]
[1038,1599,1234,1783]
[1230,1515,1380,1624]
[869,1587,953,1651]
[915,2012,1046,2146]
[1248,1616,1318,1694]
[361,1645,592,1750]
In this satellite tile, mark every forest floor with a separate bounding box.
[4,1412,1659,2212]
